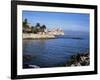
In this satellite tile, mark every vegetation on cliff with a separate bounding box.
[23,18,46,34]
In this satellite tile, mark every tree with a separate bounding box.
[35,23,40,28]
[40,25,46,33]
[23,18,29,28]
[24,18,28,25]
[42,25,46,30]
[31,26,38,34]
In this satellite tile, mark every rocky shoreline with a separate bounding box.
[23,28,64,39]
[66,52,90,67]
[23,33,55,39]
[23,54,40,68]
[23,52,89,68]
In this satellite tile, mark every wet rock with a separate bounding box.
[29,65,40,68]
[66,52,90,67]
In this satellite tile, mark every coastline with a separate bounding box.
[23,32,64,39]
[23,33,55,39]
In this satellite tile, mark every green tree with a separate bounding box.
[34,23,40,32]
[42,25,46,29]
[31,26,38,34]
[35,23,40,28]
[23,18,29,28]
[41,25,46,32]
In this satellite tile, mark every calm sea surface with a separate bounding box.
[23,31,89,68]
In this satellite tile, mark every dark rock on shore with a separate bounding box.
[23,64,40,68]
[23,54,40,68]
[66,52,90,67]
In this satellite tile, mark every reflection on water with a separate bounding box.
[23,31,89,68]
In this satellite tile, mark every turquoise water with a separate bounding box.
[23,31,89,68]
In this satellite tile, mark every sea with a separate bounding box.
[23,31,89,68]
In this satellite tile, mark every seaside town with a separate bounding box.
[23,18,64,39]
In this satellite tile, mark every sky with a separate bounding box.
[22,11,90,32]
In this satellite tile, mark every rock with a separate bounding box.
[29,65,40,68]
[66,52,90,67]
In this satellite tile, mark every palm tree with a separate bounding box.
[35,23,40,28]
[40,25,46,34]
[42,25,46,30]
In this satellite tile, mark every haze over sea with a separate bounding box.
[23,30,89,68]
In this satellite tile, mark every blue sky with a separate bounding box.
[22,11,90,32]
